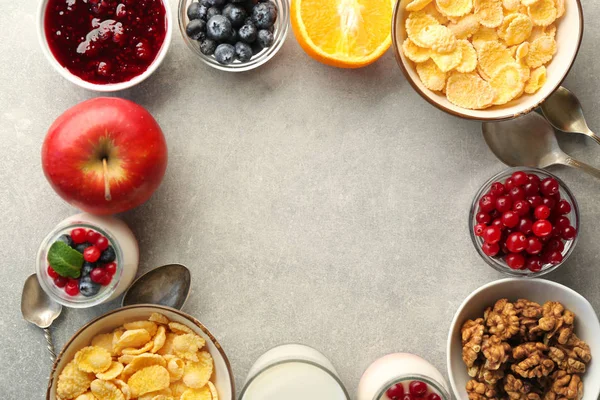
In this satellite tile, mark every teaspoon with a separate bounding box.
[122,264,191,310]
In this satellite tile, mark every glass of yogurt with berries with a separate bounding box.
[36,213,139,308]
[470,168,579,277]
[357,353,450,400]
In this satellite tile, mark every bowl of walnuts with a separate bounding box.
[447,278,600,399]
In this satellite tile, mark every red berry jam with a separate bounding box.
[44,0,167,84]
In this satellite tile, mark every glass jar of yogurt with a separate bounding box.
[358,353,451,400]
[36,213,139,308]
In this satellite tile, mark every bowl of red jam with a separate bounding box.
[38,0,172,91]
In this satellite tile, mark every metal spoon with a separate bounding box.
[122,264,191,310]
[541,86,600,145]
[482,112,600,180]
[21,273,62,363]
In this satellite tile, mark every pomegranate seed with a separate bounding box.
[545,250,564,265]
[505,178,516,190]
[527,196,543,208]
[96,236,109,251]
[54,276,68,288]
[540,177,560,196]
[555,216,571,230]
[506,232,528,253]
[482,242,500,257]
[71,228,87,244]
[496,195,513,213]
[542,197,556,210]
[479,194,496,213]
[534,205,551,220]
[86,230,101,244]
[523,182,539,196]
[105,262,117,276]
[502,211,520,228]
[476,212,491,224]
[513,200,530,216]
[509,186,526,201]
[506,253,526,270]
[47,266,59,279]
[518,218,533,235]
[526,256,543,272]
[474,223,487,237]
[562,226,577,240]
[557,200,572,215]
[528,174,541,185]
[526,237,543,255]
[65,279,80,296]
[489,182,506,197]
[511,171,528,186]
[84,246,102,263]
[409,381,428,397]
[533,220,553,237]
[386,384,405,399]
[546,238,565,252]
[483,226,502,244]
[90,267,107,283]
[427,395,442,400]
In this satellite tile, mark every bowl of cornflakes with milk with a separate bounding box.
[392,0,583,121]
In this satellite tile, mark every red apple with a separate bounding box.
[42,97,167,215]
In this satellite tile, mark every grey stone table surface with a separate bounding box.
[2,0,600,398]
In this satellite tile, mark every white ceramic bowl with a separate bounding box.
[392,0,584,121]
[447,278,600,400]
[47,305,234,399]
[37,0,172,92]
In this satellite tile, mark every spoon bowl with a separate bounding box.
[122,263,191,310]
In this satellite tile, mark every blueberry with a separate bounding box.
[206,6,221,19]
[238,23,257,43]
[244,17,254,26]
[186,19,207,40]
[214,43,236,64]
[99,245,116,263]
[199,38,217,55]
[81,262,95,277]
[252,2,277,29]
[257,29,274,48]
[207,15,232,41]
[230,0,248,3]
[75,242,91,253]
[223,4,247,27]
[187,2,202,19]
[225,28,239,44]
[235,41,253,62]
[192,4,209,20]
[199,0,211,5]
[79,276,101,297]
[57,234,75,248]
[208,0,226,6]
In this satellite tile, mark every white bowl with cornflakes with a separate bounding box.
[392,0,583,120]
[47,305,234,400]
[447,278,600,400]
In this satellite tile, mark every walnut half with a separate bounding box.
[486,299,520,340]
[462,318,485,368]
[466,379,499,400]
[511,351,555,379]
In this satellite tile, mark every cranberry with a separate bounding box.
[528,174,541,185]
[501,211,520,228]
[506,232,528,253]
[511,171,528,186]
[409,381,428,397]
[491,219,504,230]
[86,230,101,244]
[427,395,442,400]
[534,205,551,220]
[523,182,539,196]
[506,253,526,270]
[527,196,543,208]
[526,237,543,255]
[96,236,109,251]
[533,220,553,237]
[562,226,577,240]
[474,223,486,237]
[526,256,543,272]
[84,246,102,262]
[476,212,491,224]
[546,238,565,252]
[71,228,87,244]
[540,177,560,196]
[479,194,496,213]
[90,267,107,283]
[482,242,500,257]
[386,384,405,399]
[495,195,513,213]
[513,200,530,216]
[47,266,59,279]
[401,395,414,400]
[483,226,502,244]
[505,178,516,190]
[542,197,556,210]
[106,262,117,276]
[545,250,564,265]
[489,182,506,197]
[509,186,526,201]
[555,216,571,230]
[99,274,112,286]
[557,200,572,215]
[65,279,80,296]
[518,218,533,235]
[54,276,68,288]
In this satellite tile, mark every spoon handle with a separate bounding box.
[586,130,600,146]
[44,327,57,363]
[563,157,600,180]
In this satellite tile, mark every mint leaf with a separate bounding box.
[47,241,84,278]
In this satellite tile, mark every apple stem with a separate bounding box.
[102,158,112,201]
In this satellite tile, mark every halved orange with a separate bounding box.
[291,0,394,68]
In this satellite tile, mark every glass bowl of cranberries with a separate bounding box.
[469,167,579,277]
[178,0,289,71]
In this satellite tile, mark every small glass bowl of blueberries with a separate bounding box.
[179,0,288,71]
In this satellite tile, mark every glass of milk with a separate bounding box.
[239,344,350,400]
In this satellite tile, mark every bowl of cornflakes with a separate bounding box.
[392,0,583,120]
[47,305,234,400]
